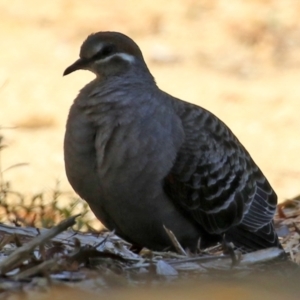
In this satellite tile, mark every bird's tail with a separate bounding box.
[225,222,283,253]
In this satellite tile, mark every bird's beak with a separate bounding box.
[63,58,89,76]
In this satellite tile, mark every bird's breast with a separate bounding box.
[95,119,174,189]
[65,96,184,210]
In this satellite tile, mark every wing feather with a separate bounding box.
[164,98,279,250]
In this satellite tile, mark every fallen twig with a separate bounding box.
[163,225,187,256]
[0,215,79,275]
[13,258,59,280]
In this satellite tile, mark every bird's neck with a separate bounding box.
[75,70,158,126]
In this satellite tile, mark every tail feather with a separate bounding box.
[225,222,282,253]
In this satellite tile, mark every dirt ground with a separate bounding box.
[0,0,300,207]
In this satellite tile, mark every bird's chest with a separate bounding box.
[65,101,183,204]
[95,116,171,186]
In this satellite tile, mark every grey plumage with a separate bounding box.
[63,31,281,252]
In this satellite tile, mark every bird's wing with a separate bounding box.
[164,100,277,236]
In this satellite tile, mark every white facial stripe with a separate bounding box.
[96,53,135,64]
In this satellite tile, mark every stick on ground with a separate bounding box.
[0,214,79,275]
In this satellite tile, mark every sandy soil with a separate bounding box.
[0,0,299,205]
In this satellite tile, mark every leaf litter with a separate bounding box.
[0,195,299,298]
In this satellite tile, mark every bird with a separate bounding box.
[63,31,282,253]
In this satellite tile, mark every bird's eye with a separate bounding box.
[102,45,115,56]
[93,45,116,60]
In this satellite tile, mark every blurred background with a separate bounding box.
[0,0,299,209]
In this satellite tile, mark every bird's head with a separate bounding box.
[63,31,146,78]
